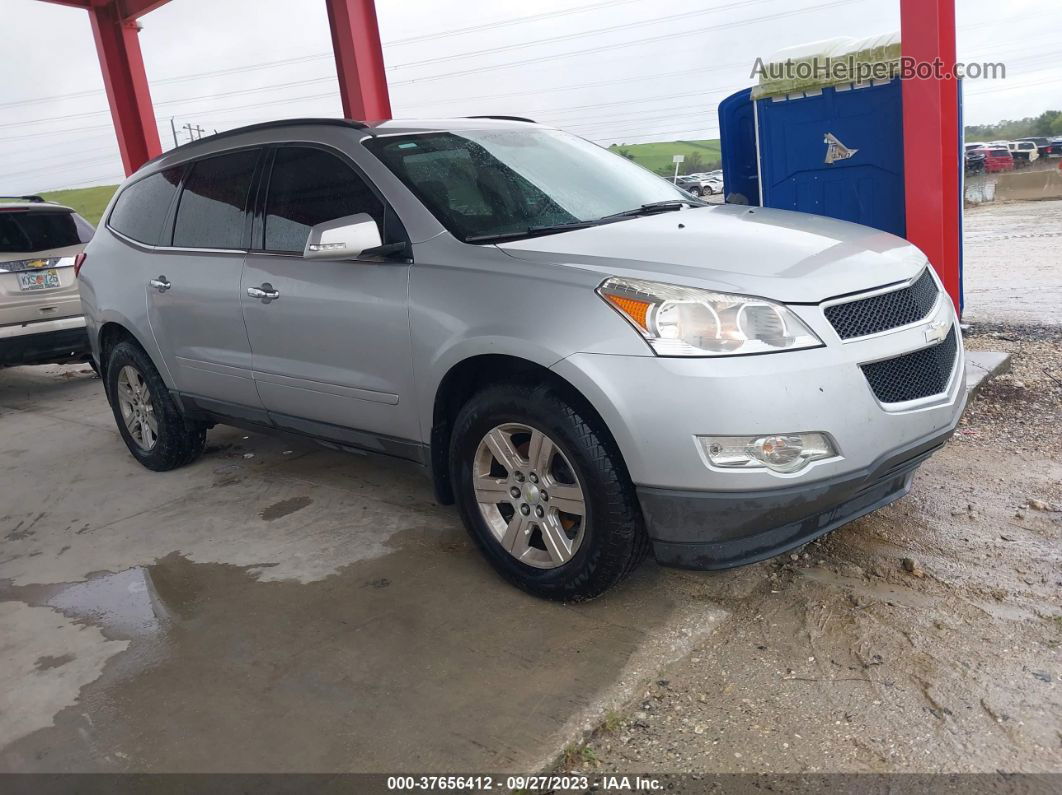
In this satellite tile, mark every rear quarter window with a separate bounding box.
[109,167,183,245]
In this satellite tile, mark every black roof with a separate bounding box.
[142,118,368,169]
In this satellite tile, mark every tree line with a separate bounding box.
[965,110,1061,141]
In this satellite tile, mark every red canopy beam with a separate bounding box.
[325,0,392,121]
[900,0,962,312]
[88,2,162,174]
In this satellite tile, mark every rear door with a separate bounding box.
[144,148,265,411]
[0,208,91,329]
[240,144,417,447]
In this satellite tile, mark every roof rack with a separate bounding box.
[142,118,369,169]
[0,195,45,203]
[466,115,536,123]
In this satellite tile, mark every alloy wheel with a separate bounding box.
[116,365,158,451]
[472,423,587,569]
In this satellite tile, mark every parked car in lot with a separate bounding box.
[79,118,965,599]
[0,196,93,367]
[1015,137,1058,158]
[676,174,721,196]
[964,149,986,175]
[972,146,1014,173]
[1007,140,1040,166]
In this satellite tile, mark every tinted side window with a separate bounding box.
[108,168,182,245]
[173,150,258,250]
[264,147,384,253]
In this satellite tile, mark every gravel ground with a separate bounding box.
[960,323,1062,457]
[557,325,1062,776]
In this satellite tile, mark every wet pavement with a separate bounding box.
[962,199,1062,325]
[0,365,725,773]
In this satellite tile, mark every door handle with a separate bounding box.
[149,276,171,292]
[247,283,280,301]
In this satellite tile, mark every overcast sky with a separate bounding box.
[1,0,1058,193]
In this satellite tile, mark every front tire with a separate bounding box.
[449,381,649,601]
[106,341,205,471]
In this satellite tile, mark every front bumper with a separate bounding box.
[0,317,90,366]
[640,428,951,569]
[550,291,966,570]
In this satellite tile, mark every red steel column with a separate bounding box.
[325,0,392,121]
[88,1,161,175]
[900,0,962,312]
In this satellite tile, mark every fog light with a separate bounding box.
[698,433,836,474]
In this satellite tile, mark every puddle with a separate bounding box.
[258,495,312,521]
[0,547,693,773]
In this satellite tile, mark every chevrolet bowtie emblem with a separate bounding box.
[924,320,950,345]
[824,132,858,164]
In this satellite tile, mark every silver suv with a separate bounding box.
[1,196,93,367]
[79,118,966,600]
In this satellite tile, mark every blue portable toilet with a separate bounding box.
[719,33,907,237]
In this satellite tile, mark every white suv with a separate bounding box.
[0,196,93,367]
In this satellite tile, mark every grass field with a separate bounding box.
[608,138,722,175]
[41,185,118,227]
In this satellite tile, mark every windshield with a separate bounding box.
[0,210,93,253]
[363,128,692,242]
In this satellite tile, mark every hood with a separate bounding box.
[497,204,927,303]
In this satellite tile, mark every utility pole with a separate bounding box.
[170,117,179,148]
[181,122,206,141]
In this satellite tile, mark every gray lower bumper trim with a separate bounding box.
[639,430,953,570]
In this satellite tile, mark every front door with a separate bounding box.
[146,148,264,411]
[240,145,418,450]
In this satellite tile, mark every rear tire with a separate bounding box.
[106,341,205,471]
[449,381,649,601]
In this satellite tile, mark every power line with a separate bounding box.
[0,153,120,181]
[0,0,649,109]
[387,0,784,72]
[0,0,786,127]
[389,0,869,87]
[383,0,652,46]
[3,5,1053,115]
[409,61,752,111]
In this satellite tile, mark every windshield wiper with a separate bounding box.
[597,199,705,222]
[464,200,705,244]
[465,219,602,244]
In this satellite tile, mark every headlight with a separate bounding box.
[698,433,836,473]
[598,277,822,356]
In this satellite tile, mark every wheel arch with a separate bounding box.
[95,319,167,392]
[428,353,619,505]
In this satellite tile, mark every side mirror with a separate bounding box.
[303,213,382,260]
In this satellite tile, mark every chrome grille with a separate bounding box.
[826,269,939,339]
[860,327,957,404]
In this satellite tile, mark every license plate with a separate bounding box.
[17,269,61,291]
